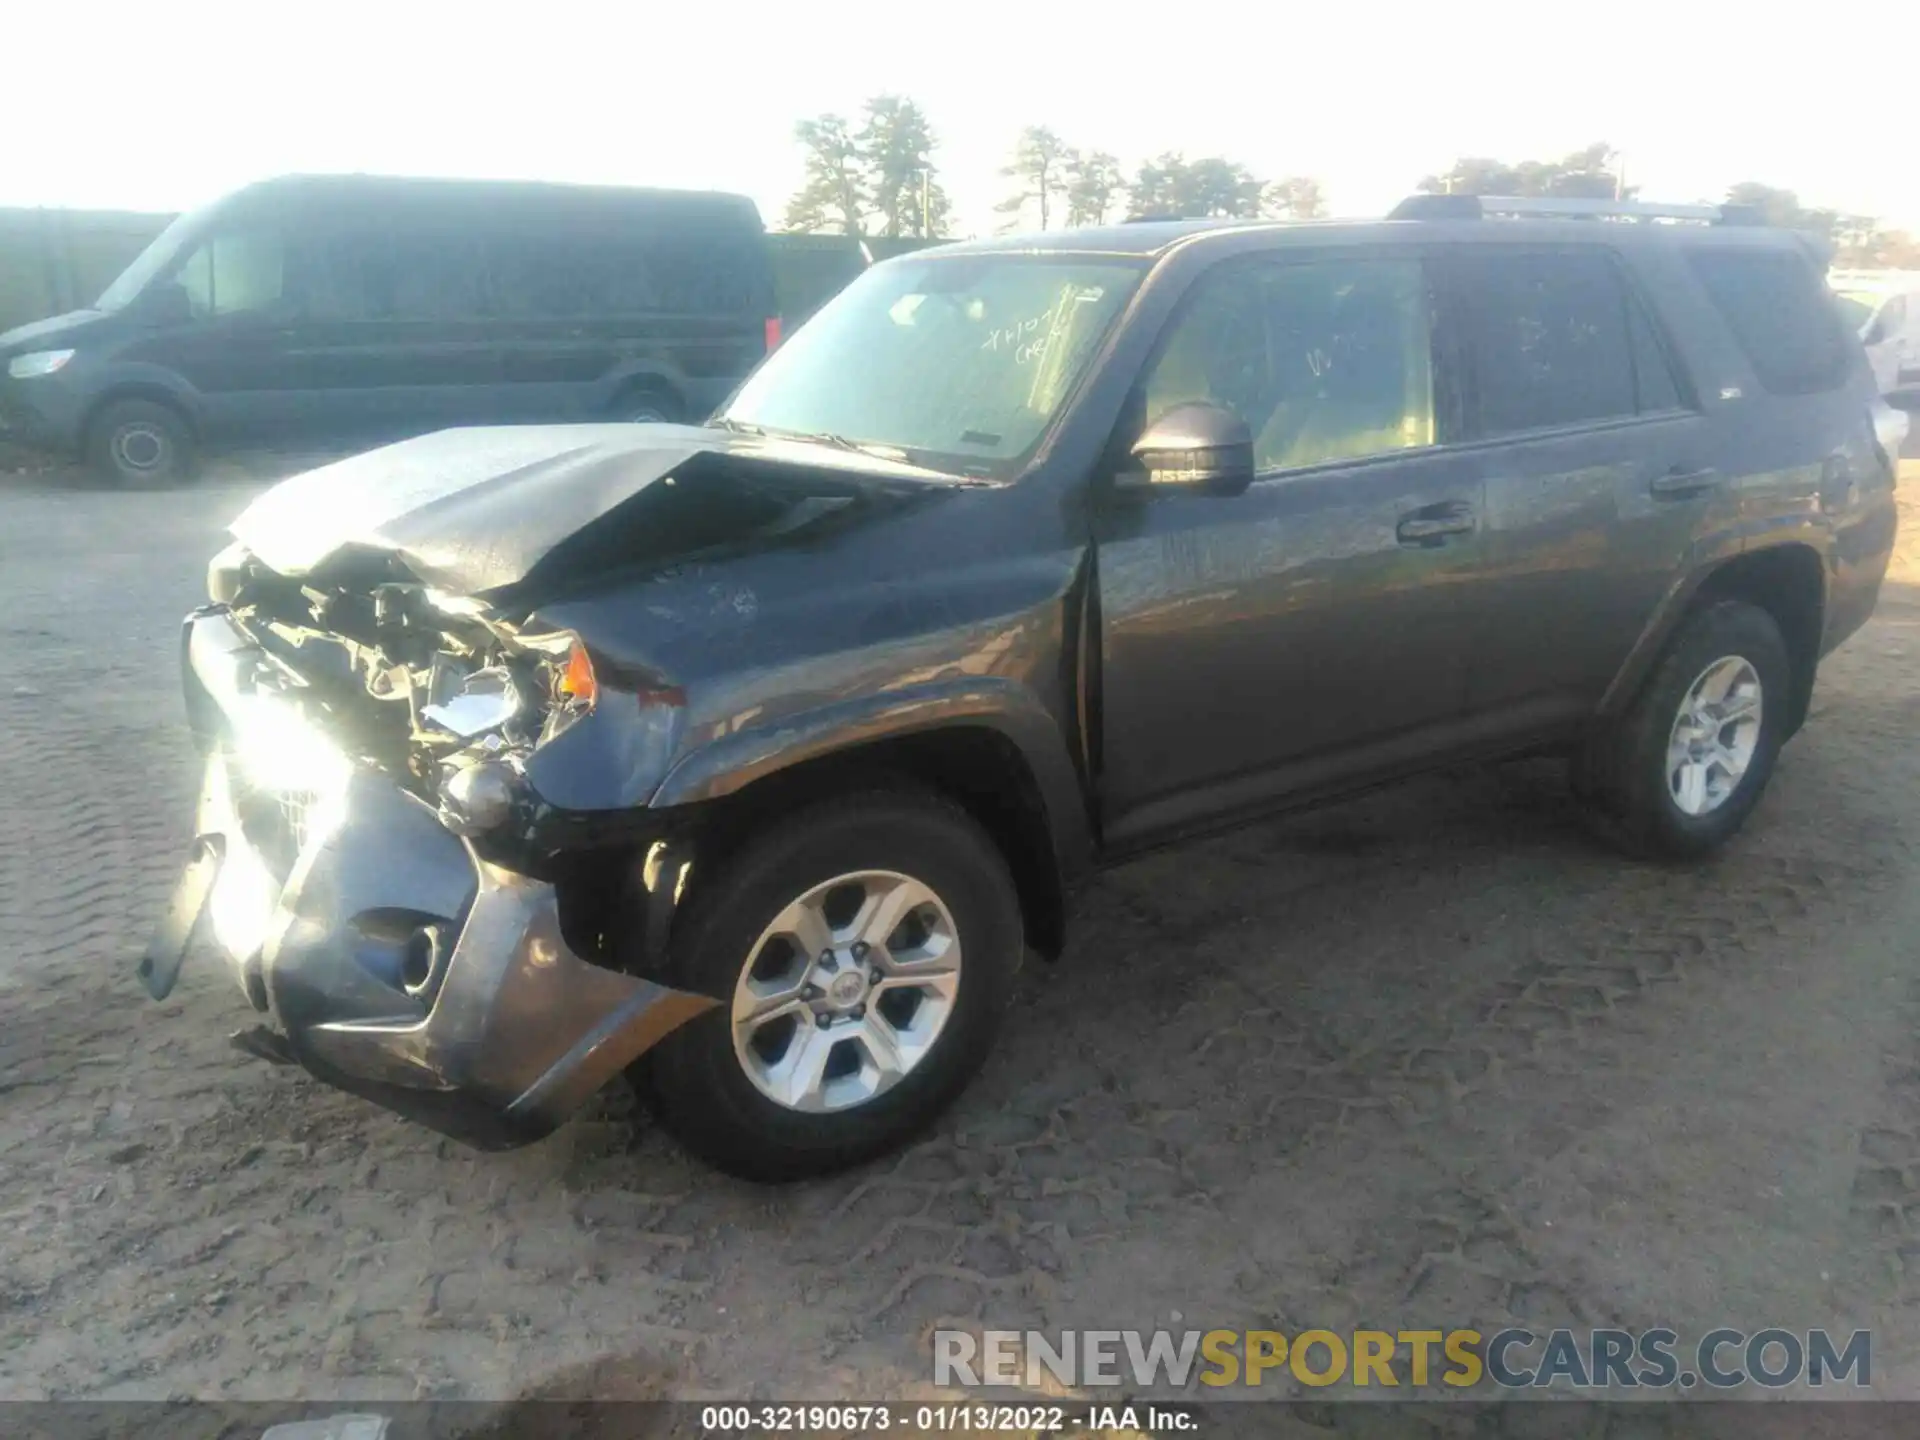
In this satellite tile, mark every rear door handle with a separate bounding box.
[1396,505,1477,545]
[1649,466,1721,498]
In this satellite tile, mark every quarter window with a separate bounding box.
[1687,248,1851,395]
[1141,258,1437,474]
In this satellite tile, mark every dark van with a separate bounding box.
[0,175,779,485]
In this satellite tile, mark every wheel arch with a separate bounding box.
[656,703,1092,960]
[1691,544,1827,738]
[82,381,203,446]
[1605,542,1828,739]
[599,364,689,418]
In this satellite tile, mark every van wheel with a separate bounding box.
[643,789,1022,1181]
[612,383,683,424]
[1578,600,1792,859]
[87,399,196,488]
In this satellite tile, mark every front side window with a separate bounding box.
[1451,250,1638,436]
[173,230,286,319]
[1141,257,1437,474]
[719,255,1144,477]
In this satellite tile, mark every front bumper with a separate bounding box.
[142,608,714,1149]
[0,371,87,452]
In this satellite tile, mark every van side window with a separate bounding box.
[1450,250,1637,435]
[487,232,661,318]
[642,229,764,314]
[379,231,490,321]
[173,231,286,319]
[1686,248,1850,394]
[301,231,383,322]
[1140,258,1436,474]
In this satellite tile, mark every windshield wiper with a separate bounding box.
[709,416,765,436]
[730,423,912,464]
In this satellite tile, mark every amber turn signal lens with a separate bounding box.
[558,642,598,705]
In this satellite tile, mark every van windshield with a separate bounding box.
[95,208,209,312]
[719,254,1144,478]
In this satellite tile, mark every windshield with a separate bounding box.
[720,254,1145,477]
[1833,291,1880,332]
[94,207,212,311]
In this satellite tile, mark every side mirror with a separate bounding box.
[1117,401,1255,495]
[140,282,194,327]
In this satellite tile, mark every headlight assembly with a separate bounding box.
[7,349,74,379]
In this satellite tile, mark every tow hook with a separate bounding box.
[230,1025,296,1066]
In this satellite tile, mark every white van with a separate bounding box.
[1831,270,1920,395]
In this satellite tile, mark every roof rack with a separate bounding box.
[1388,193,1765,226]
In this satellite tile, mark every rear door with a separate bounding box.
[1436,245,1714,731]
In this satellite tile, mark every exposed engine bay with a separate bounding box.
[199,424,963,860]
[205,539,590,845]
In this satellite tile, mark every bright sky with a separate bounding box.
[10,0,1917,237]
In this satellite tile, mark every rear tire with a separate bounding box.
[86,398,196,488]
[645,789,1022,1181]
[1578,600,1793,859]
[611,382,683,424]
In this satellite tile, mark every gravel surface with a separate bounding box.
[3,449,1920,1414]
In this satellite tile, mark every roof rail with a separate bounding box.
[1388,193,1765,226]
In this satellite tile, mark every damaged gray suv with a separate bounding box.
[142,195,1905,1181]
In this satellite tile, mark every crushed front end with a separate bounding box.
[140,543,714,1149]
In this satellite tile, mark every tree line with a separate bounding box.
[785,104,1918,268]
[782,97,1325,238]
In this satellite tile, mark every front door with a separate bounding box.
[122,224,309,443]
[1094,251,1490,850]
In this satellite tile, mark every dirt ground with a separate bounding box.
[4,441,1920,1414]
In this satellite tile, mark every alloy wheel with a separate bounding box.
[730,870,963,1113]
[1665,654,1763,816]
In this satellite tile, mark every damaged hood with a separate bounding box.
[229,423,962,597]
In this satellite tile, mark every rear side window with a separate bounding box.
[1448,249,1639,436]
[1628,297,1683,412]
[1686,248,1851,394]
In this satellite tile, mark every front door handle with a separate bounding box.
[1396,505,1476,545]
[1649,466,1721,498]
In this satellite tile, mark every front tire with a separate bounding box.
[86,398,196,488]
[1579,600,1793,859]
[646,790,1022,1181]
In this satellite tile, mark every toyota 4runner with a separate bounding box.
[140,195,1907,1180]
